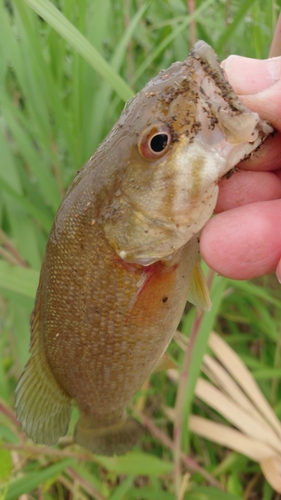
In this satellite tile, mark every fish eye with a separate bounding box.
[150,134,169,152]
[138,125,171,160]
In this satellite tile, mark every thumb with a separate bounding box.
[222,55,281,131]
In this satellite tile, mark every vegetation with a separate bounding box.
[0,0,280,498]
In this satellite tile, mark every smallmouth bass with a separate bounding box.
[15,42,272,456]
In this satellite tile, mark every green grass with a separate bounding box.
[0,0,280,498]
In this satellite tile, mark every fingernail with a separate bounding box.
[221,55,281,95]
[276,259,281,284]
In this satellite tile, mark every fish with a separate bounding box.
[15,41,272,456]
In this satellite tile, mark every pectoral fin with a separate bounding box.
[152,352,176,373]
[187,259,212,311]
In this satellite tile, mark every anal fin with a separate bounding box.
[75,415,144,456]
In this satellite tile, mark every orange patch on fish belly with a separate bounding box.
[127,261,178,324]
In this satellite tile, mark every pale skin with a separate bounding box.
[200,54,281,282]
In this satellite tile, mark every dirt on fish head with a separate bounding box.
[94,41,272,266]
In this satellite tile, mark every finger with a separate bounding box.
[222,55,281,131]
[216,170,281,212]
[239,132,281,171]
[200,200,281,280]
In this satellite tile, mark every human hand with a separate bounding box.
[200,54,281,282]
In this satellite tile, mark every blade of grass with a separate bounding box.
[195,377,281,453]
[0,261,38,299]
[128,488,174,500]
[216,0,259,51]
[109,476,134,500]
[22,0,133,102]
[84,1,149,153]
[0,93,61,212]
[189,486,243,500]
[0,458,75,500]
[173,273,226,495]
[66,467,107,500]
[209,332,281,440]
[269,12,281,57]
[227,279,281,310]
[132,0,216,83]
[10,300,33,370]
[202,353,273,430]
[11,0,81,168]
[96,452,173,476]
[178,275,227,452]
[0,176,52,232]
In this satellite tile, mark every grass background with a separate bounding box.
[0,0,281,498]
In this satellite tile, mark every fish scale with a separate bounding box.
[15,41,273,456]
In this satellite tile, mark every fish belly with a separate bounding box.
[42,230,198,425]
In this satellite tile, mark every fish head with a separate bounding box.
[101,41,272,265]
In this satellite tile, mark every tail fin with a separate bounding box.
[74,416,145,456]
[15,280,72,445]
